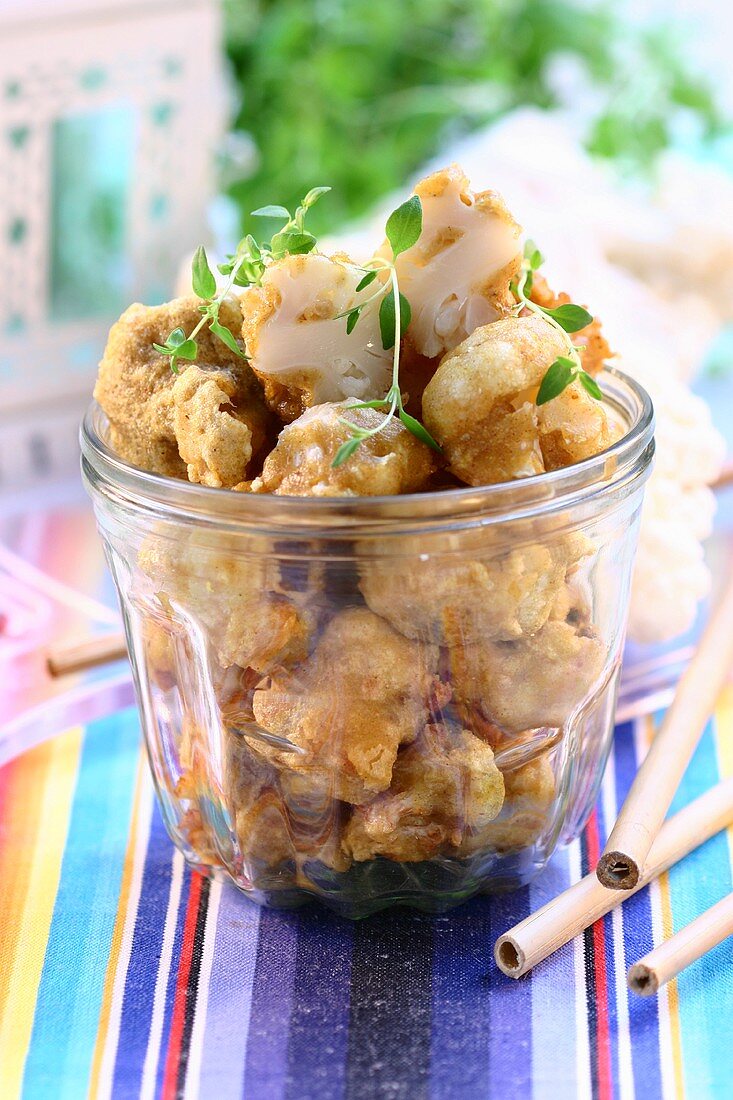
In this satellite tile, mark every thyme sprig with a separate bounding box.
[153,187,331,372]
[332,196,442,467]
[513,241,602,406]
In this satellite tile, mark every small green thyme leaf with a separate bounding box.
[270,229,316,258]
[355,270,378,293]
[541,303,593,333]
[251,204,291,219]
[346,307,361,335]
[523,239,544,270]
[210,319,247,358]
[385,194,422,258]
[398,408,442,452]
[332,436,363,467]
[302,186,331,208]
[536,357,575,405]
[579,370,603,401]
[379,291,411,350]
[191,245,217,300]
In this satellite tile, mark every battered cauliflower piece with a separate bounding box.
[171,365,270,487]
[342,722,505,862]
[95,296,271,480]
[252,608,439,804]
[241,252,393,422]
[139,531,311,674]
[450,620,607,733]
[387,165,522,359]
[537,381,617,470]
[360,543,572,646]
[422,315,614,485]
[250,401,436,497]
[458,755,556,855]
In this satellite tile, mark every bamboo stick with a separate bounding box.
[628,892,733,996]
[597,568,733,889]
[494,777,733,979]
[46,632,127,678]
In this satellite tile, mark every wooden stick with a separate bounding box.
[46,632,127,678]
[712,458,733,492]
[628,892,733,996]
[494,777,733,979]
[597,567,733,890]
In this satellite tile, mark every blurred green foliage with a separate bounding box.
[224,0,723,235]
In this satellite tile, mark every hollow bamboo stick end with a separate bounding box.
[596,850,641,891]
[627,962,659,997]
[494,935,527,979]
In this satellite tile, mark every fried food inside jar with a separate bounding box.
[250,400,436,496]
[458,753,556,855]
[252,607,439,804]
[449,619,607,733]
[241,252,393,422]
[138,531,312,674]
[360,536,591,646]
[342,721,505,863]
[95,296,272,483]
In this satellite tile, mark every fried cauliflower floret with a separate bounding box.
[450,620,606,733]
[537,382,617,470]
[252,608,438,804]
[458,755,556,855]
[95,296,271,480]
[139,532,310,674]
[386,165,522,359]
[529,273,613,377]
[241,252,393,422]
[342,722,505,862]
[360,543,571,646]
[171,364,270,487]
[250,401,436,497]
[422,315,614,485]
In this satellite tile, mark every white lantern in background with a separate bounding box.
[0,0,225,486]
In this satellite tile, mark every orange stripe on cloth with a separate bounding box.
[0,727,83,1099]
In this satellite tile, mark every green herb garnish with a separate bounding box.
[331,195,441,467]
[514,240,601,406]
[153,187,331,371]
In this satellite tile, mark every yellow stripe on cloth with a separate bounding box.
[0,727,82,1100]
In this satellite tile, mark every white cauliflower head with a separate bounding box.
[242,252,392,421]
[388,165,522,359]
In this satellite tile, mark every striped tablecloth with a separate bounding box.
[1,697,733,1100]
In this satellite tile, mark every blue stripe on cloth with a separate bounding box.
[243,907,300,1098]
[110,802,180,1099]
[20,709,139,1099]
[346,909,433,1100]
[528,847,578,1100]
[669,719,733,1100]
[614,722,664,1100]
[197,889,261,1098]
[283,910,354,1100]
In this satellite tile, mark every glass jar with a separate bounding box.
[81,368,653,917]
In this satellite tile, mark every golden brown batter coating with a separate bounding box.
[386,165,522,359]
[241,252,393,422]
[250,401,436,497]
[458,754,556,855]
[422,315,614,485]
[171,364,270,488]
[360,543,569,646]
[95,295,271,480]
[252,608,439,804]
[342,722,505,862]
[450,619,607,733]
[139,531,311,674]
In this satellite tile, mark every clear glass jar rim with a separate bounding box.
[81,366,654,532]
